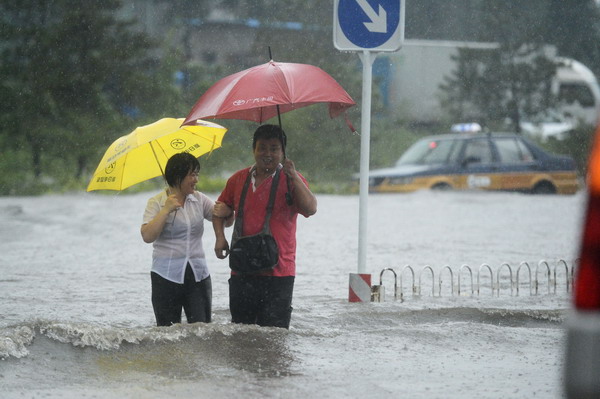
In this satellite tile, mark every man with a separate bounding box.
[213,124,317,329]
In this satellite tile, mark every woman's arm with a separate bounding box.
[140,194,181,243]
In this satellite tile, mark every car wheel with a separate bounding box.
[532,181,556,194]
[431,183,452,191]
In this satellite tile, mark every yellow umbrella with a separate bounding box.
[87,118,227,191]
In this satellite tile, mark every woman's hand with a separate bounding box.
[164,194,182,213]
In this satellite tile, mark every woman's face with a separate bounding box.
[253,138,283,173]
[178,169,199,195]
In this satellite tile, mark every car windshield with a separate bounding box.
[396,138,459,166]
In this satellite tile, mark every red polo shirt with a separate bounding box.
[218,166,310,277]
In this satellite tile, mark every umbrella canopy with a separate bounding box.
[87,118,227,191]
[182,61,356,126]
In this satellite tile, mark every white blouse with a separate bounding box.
[143,190,214,284]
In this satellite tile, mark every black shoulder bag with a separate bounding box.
[229,167,281,274]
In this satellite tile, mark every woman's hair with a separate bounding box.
[164,152,200,188]
[252,124,287,154]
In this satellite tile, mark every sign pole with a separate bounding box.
[334,0,404,301]
[357,50,376,274]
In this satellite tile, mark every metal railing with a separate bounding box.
[371,259,575,302]
[458,264,474,296]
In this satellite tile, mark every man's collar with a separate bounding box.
[251,163,282,178]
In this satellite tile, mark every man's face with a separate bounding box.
[253,138,284,172]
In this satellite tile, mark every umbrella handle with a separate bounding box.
[283,153,293,206]
[277,120,293,206]
[276,104,282,130]
[285,184,293,206]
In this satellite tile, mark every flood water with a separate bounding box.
[0,189,585,398]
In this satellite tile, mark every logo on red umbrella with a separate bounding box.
[232,96,274,107]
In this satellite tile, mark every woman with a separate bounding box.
[141,152,228,326]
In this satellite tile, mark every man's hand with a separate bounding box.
[213,201,232,218]
[283,158,298,179]
[214,236,230,259]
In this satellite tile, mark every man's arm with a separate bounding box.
[213,201,233,259]
[283,159,317,216]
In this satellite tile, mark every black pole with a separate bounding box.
[276,105,282,129]
[268,46,292,205]
[268,46,282,128]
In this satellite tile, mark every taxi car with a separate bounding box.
[368,130,579,194]
[564,125,600,398]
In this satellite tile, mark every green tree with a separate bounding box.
[439,1,559,131]
[544,0,600,78]
[440,47,558,131]
[0,0,175,190]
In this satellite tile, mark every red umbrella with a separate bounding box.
[182,61,356,127]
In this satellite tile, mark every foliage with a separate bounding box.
[438,0,600,139]
[0,1,222,195]
[543,0,600,79]
[538,124,596,177]
[441,47,558,131]
[439,1,560,131]
[1,0,154,183]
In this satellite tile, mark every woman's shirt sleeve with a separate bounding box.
[199,192,214,222]
[142,196,160,225]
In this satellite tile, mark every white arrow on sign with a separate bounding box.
[356,0,387,33]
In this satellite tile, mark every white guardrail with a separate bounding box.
[370,259,575,302]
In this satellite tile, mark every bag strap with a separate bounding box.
[233,166,282,241]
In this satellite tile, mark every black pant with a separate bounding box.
[229,275,294,329]
[151,265,212,326]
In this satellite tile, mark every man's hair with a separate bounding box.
[164,152,200,188]
[252,124,287,154]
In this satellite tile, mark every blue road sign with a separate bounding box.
[334,0,404,52]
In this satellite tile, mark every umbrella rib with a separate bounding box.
[149,141,165,177]
[207,134,216,157]
[191,129,219,158]
[182,126,223,147]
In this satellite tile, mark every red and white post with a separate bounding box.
[349,273,372,302]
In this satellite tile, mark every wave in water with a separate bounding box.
[0,306,565,360]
